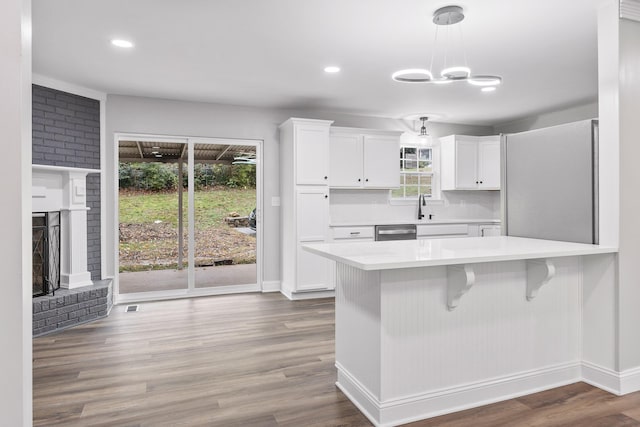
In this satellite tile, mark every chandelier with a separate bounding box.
[392,5,502,90]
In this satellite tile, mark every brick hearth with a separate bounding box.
[32,279,112,336]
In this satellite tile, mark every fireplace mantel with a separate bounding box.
[32,165,100,289]
[32,164,101,174]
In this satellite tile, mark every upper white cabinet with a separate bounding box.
[440,135,501,190]
[330,127,401,189]
[282,118,331,185]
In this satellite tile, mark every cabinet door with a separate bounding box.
[478,138,501,189]
[330,134,363,187]
[296,188,330,290]
[363,135,400,188]
[296,125,330,185]
[455,138,479,189]
[479,225,501,237]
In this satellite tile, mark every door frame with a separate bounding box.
[113,133,264,304]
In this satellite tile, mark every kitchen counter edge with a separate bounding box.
[303,236,617,271]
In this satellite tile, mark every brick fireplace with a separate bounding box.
[32,165,111,336]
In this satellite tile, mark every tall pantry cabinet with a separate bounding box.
[279,118,334,298]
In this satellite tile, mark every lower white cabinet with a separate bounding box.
[295,187,331,291]
[331,226,375,241]
[417,224,469,239]
[329,226,375,287]
[479,224,501,237]
[468,224,502,237]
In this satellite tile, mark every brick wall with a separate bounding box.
[32,85,102,280]
[32,281,111,336]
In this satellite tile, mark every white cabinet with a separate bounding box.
[329,133,361,186]
[295,124,331,185]
[440,135,501,190]
[330,128,401,189]
[279,118,334,296]
[417,223,469,239]
[329,226,375,288]
[331,226,375,241]
[296,188,330,291]
[468,224,502,237]
[479,224,501,237]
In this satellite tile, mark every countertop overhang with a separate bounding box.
[303,236,617,271]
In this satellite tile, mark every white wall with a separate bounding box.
[330,190,499,224]
[493,101,598,134]
[616,16,640,372]
[592,0,640,383]
[105,95,494,284]
[0,0,32,424]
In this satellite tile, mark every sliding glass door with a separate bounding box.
[117,135,261,302]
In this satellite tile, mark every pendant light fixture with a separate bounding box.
[417,116,433,144]
[419,116,429,137]
[392,5,502,90]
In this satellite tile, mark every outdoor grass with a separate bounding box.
[119,187,255,227]
[119,187,256,271]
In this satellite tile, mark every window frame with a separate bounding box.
[391,139,441,203]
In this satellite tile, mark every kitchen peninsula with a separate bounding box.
[304,236,617,427]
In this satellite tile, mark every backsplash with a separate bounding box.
[329,189,500,224]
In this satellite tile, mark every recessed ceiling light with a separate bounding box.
[111,39,134,48]
[151,146,160,149]
[481,87,497,92]
[324,66,341,73]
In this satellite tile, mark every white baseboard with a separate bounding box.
[581,361,623,395]
[261,280,280,293]
[620,366,640,394]
[336,362,581,427]
[280,289,335,300]
[582,361,640,395]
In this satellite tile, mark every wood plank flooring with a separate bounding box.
[33,293,640,426]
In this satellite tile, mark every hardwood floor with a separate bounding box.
[33,293,640,426]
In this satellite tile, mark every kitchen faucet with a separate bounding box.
[418,194,424,220]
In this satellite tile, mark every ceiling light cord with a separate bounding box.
[429,24,439,77]
[459,19,469,70]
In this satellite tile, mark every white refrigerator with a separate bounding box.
[502,119,598,244]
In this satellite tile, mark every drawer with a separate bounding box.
[332,226,375,240]
[417,224,469,237]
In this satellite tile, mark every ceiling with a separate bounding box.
[32,0,601,126]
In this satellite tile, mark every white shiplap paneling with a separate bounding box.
[620,0,640,22]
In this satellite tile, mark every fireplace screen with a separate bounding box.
[32,212,60,297]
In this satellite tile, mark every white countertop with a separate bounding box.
[329,219,501,227]
[303,236,617,271]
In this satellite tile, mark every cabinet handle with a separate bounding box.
[324,195,328,199]
[350,232,361,235]
[358,178,361,182]
[475,181,479,184]
[365,178,369,182]
[480,181,483,184]
[324,176,328,180]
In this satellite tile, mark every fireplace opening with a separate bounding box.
[32,212,60,297]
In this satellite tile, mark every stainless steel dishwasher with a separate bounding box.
[374,224,417,241]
